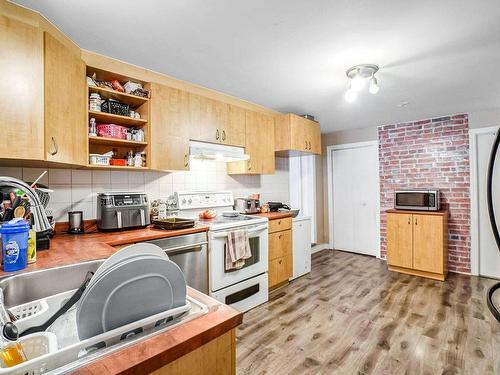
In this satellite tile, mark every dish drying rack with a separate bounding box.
[1,289,207,375]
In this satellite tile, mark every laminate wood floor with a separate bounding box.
[236,250,500,375]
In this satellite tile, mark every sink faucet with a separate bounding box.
[0,176,51,233]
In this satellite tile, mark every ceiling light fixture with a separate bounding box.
[345,64,379,102]
[344,81,358,103]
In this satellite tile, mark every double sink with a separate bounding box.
[0,260,207,373]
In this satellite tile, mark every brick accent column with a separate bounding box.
[378,114,470,273]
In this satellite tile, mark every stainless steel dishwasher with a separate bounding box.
[146,232,209,294]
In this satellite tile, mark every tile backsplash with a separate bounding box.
[0,158,289,222]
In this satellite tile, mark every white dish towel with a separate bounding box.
[225,229,252,271]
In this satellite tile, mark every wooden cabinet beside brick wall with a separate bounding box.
[386,210,448,281]
[268,217,292,289]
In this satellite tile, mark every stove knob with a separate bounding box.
[188,198,192,204]
[181,198,186,204]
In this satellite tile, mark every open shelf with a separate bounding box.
[87,164,147,170]
[89,135,147,147]
[88,85,149,108]
[89,111,148,127]
[86,65,151,170]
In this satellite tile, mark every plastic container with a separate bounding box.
[109,159,127,166]
[1,219,30,272]
[27,230,36,264]
[101,100,129,116]
[96,124,127,140]
[89,154,111,166]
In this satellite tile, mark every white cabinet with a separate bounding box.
[291,216,311,280]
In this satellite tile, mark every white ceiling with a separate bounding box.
[12,0,500,133]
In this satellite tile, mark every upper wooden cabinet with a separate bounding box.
[227,111,275,175]
[0,14,44,160]
[150,84,190,170]
[44,33,87,165]
[227,105,246,147]
[275,113,321,155]
[188,95,246,147]
[386,210,448,281]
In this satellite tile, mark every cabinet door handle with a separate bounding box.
[278,259,282,265]
[408,217,411,225]
[216,129,220,140]
[247,161,251,171]
[222,130,226,141]
[305,140,308,150]
[49,137,58,156]
[415,217,418,225]
[184,154,189,167]
[309,141,312,150]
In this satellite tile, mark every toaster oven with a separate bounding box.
[394,189,440,211]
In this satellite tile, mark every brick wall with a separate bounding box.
[378,114,471,273]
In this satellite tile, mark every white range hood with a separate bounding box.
[189,141,249,162]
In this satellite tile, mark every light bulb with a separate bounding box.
[344,89,357,103]
[369,76,379,94]
[351,75,365,92]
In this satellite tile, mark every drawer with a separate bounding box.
[268,217,292,233]
[269,230,291,260]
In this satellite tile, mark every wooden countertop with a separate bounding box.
[386,209,448,216]
[0,225,243,374]
[0,225,209,277]
[250,212,295,220]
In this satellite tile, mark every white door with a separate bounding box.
[473,129,500,278]
[331,142,380,256]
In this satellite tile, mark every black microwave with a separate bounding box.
[394,189,440,211]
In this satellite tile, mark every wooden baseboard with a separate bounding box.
[388,265,447,281]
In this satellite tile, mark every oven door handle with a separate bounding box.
[163,242,208,256]
[212,224,268,238]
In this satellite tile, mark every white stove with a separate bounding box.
[174,191,269,312]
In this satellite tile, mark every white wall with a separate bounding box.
[469,109,500,129]
[0,158,289,222]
